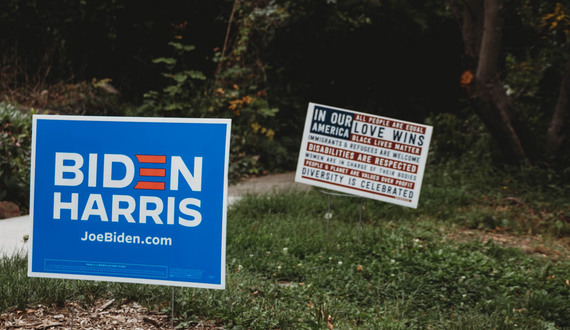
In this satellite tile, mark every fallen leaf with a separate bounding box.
[98,299,116,311]
[40,321,64,328]
[143,316,160,327]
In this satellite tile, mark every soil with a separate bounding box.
[0,300,225,329]
[1,300,176,330]
[447,228,570,260]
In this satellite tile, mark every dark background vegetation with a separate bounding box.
[0,0,463,113]
[1,0,569,209]
[1,2,570,328]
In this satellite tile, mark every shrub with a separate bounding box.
[136,40,284,181]
[0,102,32,211]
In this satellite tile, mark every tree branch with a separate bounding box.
[459,0,484,68]
[215,0,239,81]
[467,0,532,162]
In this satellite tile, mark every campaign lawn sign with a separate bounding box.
[295,103,432,208]
[29,115,231,289]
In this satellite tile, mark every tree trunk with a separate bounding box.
[454,0,533,163]
[460,0,484,66]
[472,0,530,162]
[545,57,570,158]
[471,78,529,162]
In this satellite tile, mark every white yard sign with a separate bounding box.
[295,103,432,208]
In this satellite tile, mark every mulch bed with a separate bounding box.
[0,299,172,329]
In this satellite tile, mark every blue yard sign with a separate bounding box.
[28,115,231,289]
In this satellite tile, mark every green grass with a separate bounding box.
[2,164,570,328]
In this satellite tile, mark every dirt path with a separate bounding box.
[228,172,309,198]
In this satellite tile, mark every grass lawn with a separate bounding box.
[2,164,570,328]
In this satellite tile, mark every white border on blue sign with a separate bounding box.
[28,115,231,289]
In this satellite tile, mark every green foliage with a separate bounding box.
[493,1,570,163]
[211,0,293,178]
[425,108,570,237]
[137,41,207,115]
[137,17,287,180]
[0,102,32,210]
[426,110,494,164]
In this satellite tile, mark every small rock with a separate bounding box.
[0,201,20,219]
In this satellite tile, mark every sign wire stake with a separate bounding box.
[358,198,364,246]
[71,280,77,329]
[320,190,363,244]
[326,193,332,239]
[171,286,176,329]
